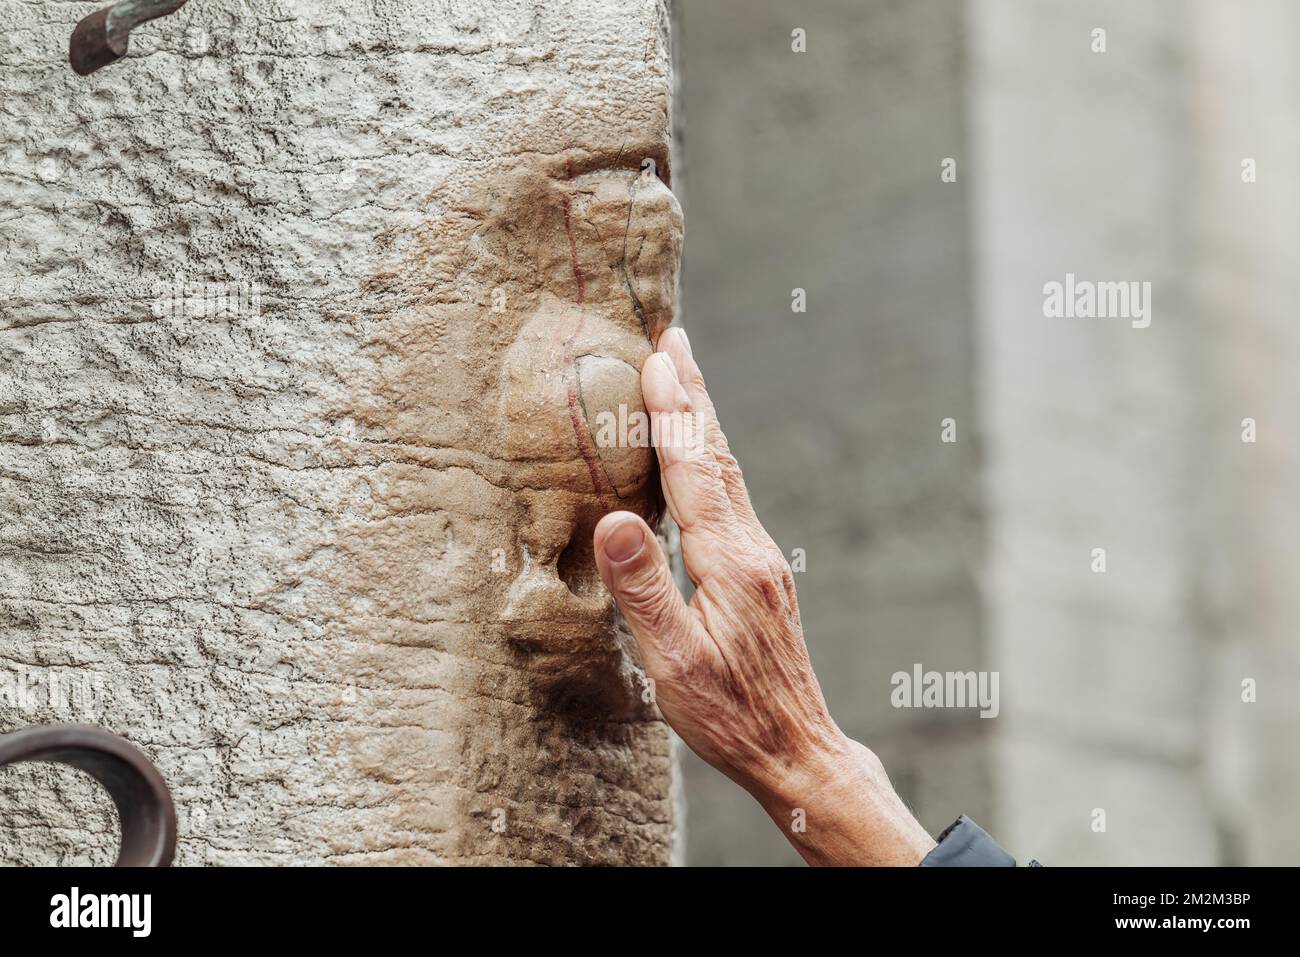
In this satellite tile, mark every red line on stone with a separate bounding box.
[562,192,587,307]
[560,168,609,501]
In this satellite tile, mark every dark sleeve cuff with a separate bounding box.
[919,814,1025,867]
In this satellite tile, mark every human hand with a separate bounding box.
[593,327,936,866]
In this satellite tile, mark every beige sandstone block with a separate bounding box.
[0,0,681,866]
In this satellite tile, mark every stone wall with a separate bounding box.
[1,0,681,866]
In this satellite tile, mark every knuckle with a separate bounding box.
[755,573,787,615]
[730,550,793,616]
[733,553,772,587]
[712,445,743,481]
[685,443,724,477]
[779,563,797,600]
[679,456,730,516]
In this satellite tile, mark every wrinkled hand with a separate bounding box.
[593,327,935,866]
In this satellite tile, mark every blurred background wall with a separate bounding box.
[675,0,1300,865]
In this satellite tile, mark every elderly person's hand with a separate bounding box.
[593,327,937,866]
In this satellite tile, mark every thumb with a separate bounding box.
[594,512,699,674]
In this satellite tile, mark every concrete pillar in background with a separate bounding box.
[678,0,1299,865]
[1188,0,1300,866]
[968,0,1213,865]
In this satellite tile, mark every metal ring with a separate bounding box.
[0,724,176,867]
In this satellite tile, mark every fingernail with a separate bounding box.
[655,351,678,382]
[676,327,692,356]
[603,519,645,563]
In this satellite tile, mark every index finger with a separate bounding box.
[642,348,742,587]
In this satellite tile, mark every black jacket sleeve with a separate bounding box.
[920,815,1038,867]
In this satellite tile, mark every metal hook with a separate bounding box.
[0,724,176,867]
[69,0,191,76]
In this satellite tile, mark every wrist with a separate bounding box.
[749,732,936,866]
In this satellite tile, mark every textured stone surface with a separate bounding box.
[1,0,680,865]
